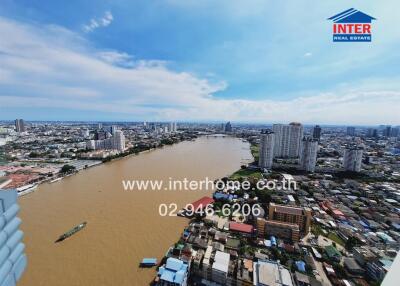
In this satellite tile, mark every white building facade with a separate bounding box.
[259,130,275,169]
[272,123,304,158]
[343,145,363,172]
[0,190,27,285]
[300,137,318,172]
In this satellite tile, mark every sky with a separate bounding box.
[0,0,399,125]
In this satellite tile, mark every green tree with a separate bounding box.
[60,164,76,174]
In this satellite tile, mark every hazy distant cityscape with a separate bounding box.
[0,119,399,285]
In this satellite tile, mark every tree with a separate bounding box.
[60,164,76,174]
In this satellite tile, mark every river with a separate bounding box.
[18,136,252,286]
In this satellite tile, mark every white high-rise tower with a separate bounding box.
[258,130,275,169]
[300,137,318,172]
[343,145,363,172]
[112,130,126,152]
[272,123,303,158]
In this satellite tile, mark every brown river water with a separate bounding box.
[18,136,252,286]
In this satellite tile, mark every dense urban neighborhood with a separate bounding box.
[1,120,400,285]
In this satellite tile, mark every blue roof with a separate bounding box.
[213,192,237,201]
[160,269,175,283]
[165,257,183,271]
[159,258,188,286]
[158,266,165,275]
[328,8,376,23]
[141,258,157,264]
[296,261,306,272]
[174,270,186,284]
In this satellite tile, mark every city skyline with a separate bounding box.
[0,119,399,127]
[0,1,399,124]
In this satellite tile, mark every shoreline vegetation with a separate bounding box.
[32,133,200,185]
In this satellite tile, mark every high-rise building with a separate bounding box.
[94,130,109,140]
[169,122,177,133]
[343,145,363,172]
[110,125,118,134]
[347,126,356,136]
[312,125,322,140]
[111,130,125,151]
[384,125,392,137]
[391,127,399,138]
[15,119,26,133]
[367,128,378,138]
[0,190,27,284]
[272,123,303,158]
[97,123,103,130]
[87,130,125,152]
[300,137,318,172]
[224,122,232,132]
[258,130,275,170]
[268,203,312,234]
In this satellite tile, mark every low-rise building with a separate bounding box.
[253,260,293,286]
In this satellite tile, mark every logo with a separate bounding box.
[328,8,376,42]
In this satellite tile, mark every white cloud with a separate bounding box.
[83,11,113,33]
[304,52,312,57]
[0,16,399,125]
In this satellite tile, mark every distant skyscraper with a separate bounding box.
[94,130,107,140]
[300,137,318,172]
[258,130,275,170]
[112,130,125,151]
[346,126,356,136]
[224,122,232,132]
[367,128,378,138]
[15,119,26,133]
[149,123,156,131]
[169,122,177,133]
[87,130,125,152]
[343,145,363,172]
[0,190,27,284]
[312,125,322,140]
[110,125,118,134]
[384,125,392,137]
[97,123,103,130]
[272,123,303,158]
[391,127,399,138]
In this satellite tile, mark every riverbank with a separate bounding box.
[18,136,252,286]
[2,134,199,196]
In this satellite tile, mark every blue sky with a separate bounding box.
[0,0,399,124]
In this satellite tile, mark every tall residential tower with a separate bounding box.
[258,130,275,170]
[300,137,318,172]
[343,145,363,172]
[0,190,27,285]
[14,119,26,133]
[272,123,303,158]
